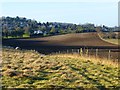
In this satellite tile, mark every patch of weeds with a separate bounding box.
[16,84,36,88]
[51,65,62,70]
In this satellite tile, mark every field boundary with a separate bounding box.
[98,33,119,45]
[51,48,119,62]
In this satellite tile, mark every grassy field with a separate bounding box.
[2,34,30,39]
[103,39,120,45]
[98,32,119,45]
[1,48,120,89]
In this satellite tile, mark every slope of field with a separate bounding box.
[3,33,118,47]
[102,39,120,45]
[2,48,119,89]
[33,33,118,46]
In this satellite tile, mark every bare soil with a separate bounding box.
[2,33,119,56]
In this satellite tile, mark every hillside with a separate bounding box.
[3,33,118,47]
[101,39,120,45]
[2,16,119,39]
[29,32,118,46]
[1,16,96,38]
[2,48,119,89]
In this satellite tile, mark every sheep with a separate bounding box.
[15,47,20,50]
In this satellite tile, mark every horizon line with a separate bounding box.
[1,16,118,27]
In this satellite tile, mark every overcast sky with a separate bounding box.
[1,0,119,27]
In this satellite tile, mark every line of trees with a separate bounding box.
[1,16,119,38]
[96,27,120,39]
[2,27,24,38]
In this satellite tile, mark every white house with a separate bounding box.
[34,30,43,34]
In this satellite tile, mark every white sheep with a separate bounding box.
[15,47,20,50]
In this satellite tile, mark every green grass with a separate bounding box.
[23,34,30,37]
[103,39,120,45]
[98,33,119,45]
[2,34,30,39]
[1,48,120,89]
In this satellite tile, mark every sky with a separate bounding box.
[118,1,120,27]
[1,0,119,27]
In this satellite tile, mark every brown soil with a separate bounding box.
[2,33,119,54]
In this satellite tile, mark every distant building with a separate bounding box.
[34,30,43,34]
[30,30,43,37]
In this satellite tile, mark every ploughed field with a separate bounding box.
[1,48,119,89]
[2,33,119,59]
[2,33,118,47]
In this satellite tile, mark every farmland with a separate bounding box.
[103,39,120,45]
[2,33,119,60]
[1,48,120,89]
[2,32,120,89]
[2,33,118,47]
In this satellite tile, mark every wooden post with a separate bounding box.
[78,49,80,54]
[86,49,88,57]
[108,50,111,60]
[80,48,83,56]
[96,49,98,58]
[72,49,73,54]
[67,49,69,53]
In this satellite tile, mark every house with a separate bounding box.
[34,30,43,34]
[30,30,43,37]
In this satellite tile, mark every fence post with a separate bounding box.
[67,49,69,53]
[72,49,73,54]
[86,49,88,57]
[96,49,98,58]
[78,49,80,54]
[80,48,83,56]
[108,50,111,60]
